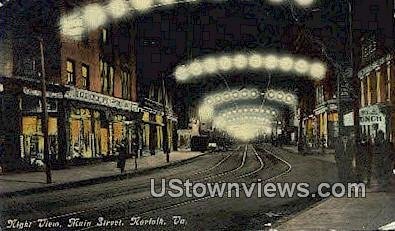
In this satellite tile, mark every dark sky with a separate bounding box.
[134,0,353,126]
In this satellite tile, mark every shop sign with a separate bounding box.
[23,87,63,99]
[359,105,386,126]
[65,87,139,112]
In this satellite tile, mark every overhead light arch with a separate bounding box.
[174,52,327,82]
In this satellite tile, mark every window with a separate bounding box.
[81,64,89,90]
[100,58,114,95]
[66,59,75,85]
[102,28,108,44]
[121,71,131,99]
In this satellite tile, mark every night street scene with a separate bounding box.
[0,0,395,230]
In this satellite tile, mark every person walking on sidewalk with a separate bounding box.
[373,130,391,191]
[117,140,127,174]
[361,135,373,186]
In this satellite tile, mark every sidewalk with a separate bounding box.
[277,145,395,230]
[282,145,336,163]
[0,150,204,197]
[276,176,395,230]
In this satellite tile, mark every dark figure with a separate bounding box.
[117,142,127,174]
[373,131,391,191]
[335,136,354,183]
[321,135,326,155]
[0,137,5,173]
[359,135,373,186]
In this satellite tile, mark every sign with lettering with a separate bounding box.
[64,87,139,112]
[359,105,386,126]
[23,87,63,99]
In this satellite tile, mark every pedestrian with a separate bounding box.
[0,137,5,173]
[321,135,326,155]
[117,140,127,174]
[373,130,391,191]
[357,134,373,187]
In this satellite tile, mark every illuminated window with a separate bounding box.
[100,58,114,95]
[81,64,89,90]
[102,28,108,44]
[66,59,75,85]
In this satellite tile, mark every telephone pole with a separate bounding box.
[39,38,52,184]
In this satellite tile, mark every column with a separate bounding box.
[367,73,371,105]
[387,61,392,102]
[360,79,365,107]
[376,68,381,103]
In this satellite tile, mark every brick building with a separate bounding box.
[0,0,140,171]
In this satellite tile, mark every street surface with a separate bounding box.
[0,144,337,230]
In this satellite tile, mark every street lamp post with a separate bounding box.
[161,74,170,163]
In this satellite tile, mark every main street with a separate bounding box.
[0,144,337,230]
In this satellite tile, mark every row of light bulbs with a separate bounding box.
[198,88,260,121]
[174,52,327,82]
[265,89,298,106]
[60,0,316,38]
[61,0,195,38]
[216,106,278,119]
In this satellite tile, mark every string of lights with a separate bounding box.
[174,52,327,82]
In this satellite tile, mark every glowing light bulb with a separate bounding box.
[295,0,314,7]
[203,57,218,74]
[294,59,310,74]
[106,0,130,19]
[264,55,278,70]
[131,0,153,11]
[233,54,248,69]
[218,56,233,71]
[83,4,108,30]
[310,62,326,80]
[279,56,294,71]
[249,54,263,69]
[175,65,189,81]
[189,62,203,76]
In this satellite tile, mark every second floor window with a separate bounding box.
[81,64,89,90]
[100,59,114,95]
[66,60,75,85]
[121,71,131,100]
[102,28,108,44]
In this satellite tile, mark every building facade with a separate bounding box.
[0,0,142,171]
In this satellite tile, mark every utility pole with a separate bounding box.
[161,75,170,163]
[39,38,52,184]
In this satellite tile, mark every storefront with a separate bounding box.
[140,98,177,154]
[314,100,339,148]
[64,87,139,162]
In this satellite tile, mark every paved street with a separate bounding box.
[0,144,338,230]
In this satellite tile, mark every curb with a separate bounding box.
[0,153,207,198]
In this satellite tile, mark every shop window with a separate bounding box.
[66,59,76,85]
[21,116,58,166]
[69,109,94,159]
[81,64,90,90]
